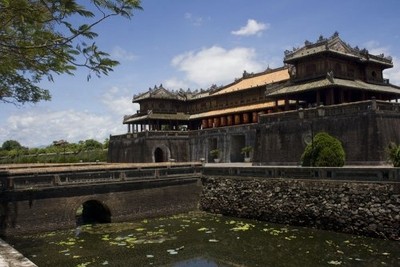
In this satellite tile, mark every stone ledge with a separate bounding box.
[0,238,37,267]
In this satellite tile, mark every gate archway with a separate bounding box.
[154,147,164,162]
[152,145,171,163]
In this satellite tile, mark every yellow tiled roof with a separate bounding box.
[189,100,285,119]
[212,68,290,96]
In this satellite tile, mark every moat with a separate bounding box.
[6,212,400,267]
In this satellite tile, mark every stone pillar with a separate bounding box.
[127,124,131,133]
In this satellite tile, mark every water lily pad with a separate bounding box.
[167,249,178,255]
[327,260,342,265]
[76,262,91,267]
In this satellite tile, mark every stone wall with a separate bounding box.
[108,132,189,163]
[200,176,400,240]
[255,100,400,165]
[109,100,400,165]
[2,179,201,236]
[189,124,258,163]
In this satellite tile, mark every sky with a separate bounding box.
[1,0,400,148]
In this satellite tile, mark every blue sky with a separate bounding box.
[1,0,400,147]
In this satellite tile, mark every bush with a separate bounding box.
[387,142,400,167]
[301,132,345,167]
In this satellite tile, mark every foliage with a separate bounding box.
[1,140,24,151]
[209,149,220,159]
[103,138,109,149]
[80,139,103,150]
[301,132,345,167]
[387,142,400,167]
[0,138,109,164]
[0,0,142,104]
[241,146,253,157]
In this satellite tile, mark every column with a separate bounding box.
[208,118,214,128]
[220,116,226,127]
[214,117,220,127]
[227,115,233,126]
[234,114,241,125]
[284,97,290,111]
[243,113,249,124]
[252,112,258,123]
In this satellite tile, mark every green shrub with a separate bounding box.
[387,142,400,167]
[301,132,345,167]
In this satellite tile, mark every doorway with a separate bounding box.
[230,135,245,162]
[154,147,164,162]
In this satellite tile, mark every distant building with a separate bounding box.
[109,33,400,165]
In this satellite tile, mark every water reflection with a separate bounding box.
[5,212,400,267]
[173,258,221,267]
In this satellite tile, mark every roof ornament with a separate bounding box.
[332,31,339,38]
[317,35,325,42]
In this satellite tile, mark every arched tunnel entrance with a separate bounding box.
[154,147,164,162]
[76,200,111,226]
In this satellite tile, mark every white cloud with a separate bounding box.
[101,86,139,116]
[0,86,139,147]
[231,19,269,36]
[164,78,190,90]
[0,109,119,147]
[111,46,136,61]
[171,46,265,88]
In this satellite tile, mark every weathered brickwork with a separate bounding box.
[1,180,201,236]
[200,176,400,240]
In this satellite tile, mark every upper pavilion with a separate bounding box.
[266,32,399,106]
